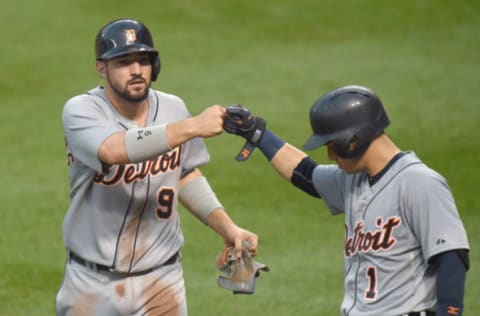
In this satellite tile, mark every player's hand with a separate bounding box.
[191,105,225,137]
[223,104,266,146]
[225,226,258,259]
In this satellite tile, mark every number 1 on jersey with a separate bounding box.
[365,266,377,300]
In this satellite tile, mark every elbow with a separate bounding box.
[98,144,129,165]
[290,156,321,198]
[97,132,130,165]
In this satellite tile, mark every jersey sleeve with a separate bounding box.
[156,92,210,172]
[181,137,209,172]
[62,95,122,173]
[402,167,470,261]
[312,165,347,215]
[179,118,209,172]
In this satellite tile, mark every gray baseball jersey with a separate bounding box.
[61,86,209,273]
[312,151,469,316]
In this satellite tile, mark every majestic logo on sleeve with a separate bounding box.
[344,216,401,257]
[93,146,182,185]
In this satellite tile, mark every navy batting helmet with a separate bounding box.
[303,85,390,158]
[95,19,161,81]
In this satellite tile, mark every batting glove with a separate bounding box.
[223,105,267,144]
[223,105,267,161]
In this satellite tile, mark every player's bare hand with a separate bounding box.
[191,105,226,137]
[227,226,258,259]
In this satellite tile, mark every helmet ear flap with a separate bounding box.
[332,133,358,158]
[151,53,161,81]
[334,128,385,158]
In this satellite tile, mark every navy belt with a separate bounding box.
[68,251,179,276]
[405,311,436,316]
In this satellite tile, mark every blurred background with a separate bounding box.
[0,1,478,315]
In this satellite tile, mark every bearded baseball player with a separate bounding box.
[223,85,470,316]
[56,18,258,316]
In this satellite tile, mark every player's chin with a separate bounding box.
[127,86,149,100]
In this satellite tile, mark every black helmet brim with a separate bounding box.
[98,44,158,60]
[303,133,330,150]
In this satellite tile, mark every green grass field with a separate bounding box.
[1,1,479,315]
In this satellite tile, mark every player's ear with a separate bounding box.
[96,60,107,79]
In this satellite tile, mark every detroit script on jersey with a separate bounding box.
[92,147,182,185]
[344,216,401,257]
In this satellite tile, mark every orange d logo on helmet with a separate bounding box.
[125,29,136,44]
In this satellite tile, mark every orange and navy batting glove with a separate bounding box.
[223,104,266,161]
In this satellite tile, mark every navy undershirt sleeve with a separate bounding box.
[434,250,468,316]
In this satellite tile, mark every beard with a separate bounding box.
[108,75,151,102]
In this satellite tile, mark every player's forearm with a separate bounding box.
[98,124,172,165]
[270,143,308,181]
[179,170,253,252]
[98,119,204,165]
[258,132,319,197]
[435,250,468,316]
[179,172,232,236]
[206,208,259,258]
[206,209,237,239]
[254,128,308,182]
[98,105,224,165]
[167,105,225,148]
[179,169,223,224]
[166,118,203,148]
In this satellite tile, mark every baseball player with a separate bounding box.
[223,85,470,316]
[56,18,258,316]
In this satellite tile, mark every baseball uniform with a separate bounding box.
[56,86,208,315]
[312,151,469,316]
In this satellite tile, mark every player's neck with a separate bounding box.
[364,134,401,177]
[104,86,149,127]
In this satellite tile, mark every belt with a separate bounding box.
[404,311,436,316]
[68,251,179,276]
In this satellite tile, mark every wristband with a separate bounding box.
[179,176,223,224]
[258,129,286,161]
[125,124,171,163]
